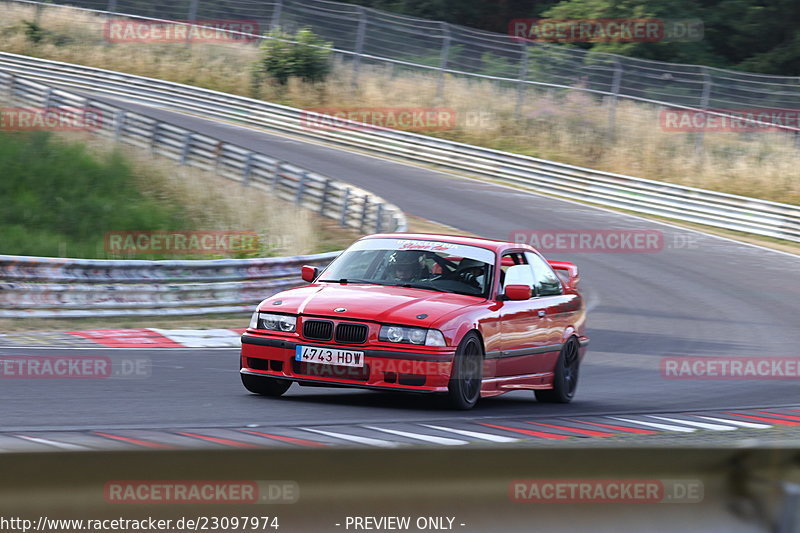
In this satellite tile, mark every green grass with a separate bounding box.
[0,131,191,258]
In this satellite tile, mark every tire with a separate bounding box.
[241,373,292,397]
[535,338,580,403]
[446,332,484,409]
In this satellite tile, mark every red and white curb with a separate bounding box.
[1,407,799,452]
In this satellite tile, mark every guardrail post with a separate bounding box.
[351,6,368,87]
[437,23,452,99]
[42,87,53,109]
[360,195,371,232]
[113,110,125,142]
[150,122,160,153]
[107,0,117,13]
[187,0,199,22]
[695,67,712,154]
[179,132,193,164]
[515,41,528,117]
[242,152,254,186]
[340,187,351,227]
[319,178,331,215]
[607,58,623,140]
[295,171,308,205]
[273,161,283,190]
[271,0,284,30]
[375,203,384,233]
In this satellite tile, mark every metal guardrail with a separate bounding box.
[1,52,797,243]
[0,252,339,317]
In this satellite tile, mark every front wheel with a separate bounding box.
[535,338,580,403]
[446,332,484,409]
[241,373,292,397]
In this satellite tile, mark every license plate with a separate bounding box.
[295,345,365,368]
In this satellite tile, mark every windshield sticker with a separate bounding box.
[397,240,456,252]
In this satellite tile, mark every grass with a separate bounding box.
[1,3,798,206]
[0,127,360,259]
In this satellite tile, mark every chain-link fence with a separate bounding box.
[10,0,800,148]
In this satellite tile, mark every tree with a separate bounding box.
[255,27,333,86]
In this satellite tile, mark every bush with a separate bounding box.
[255,27,333,86]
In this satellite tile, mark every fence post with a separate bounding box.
[351,6,367,87]
[179,132,193,164]
[295,171,308,205]
[607,58,623,140]
[107,0,117,13]
[515,41,528,117]
[437,22,452,99]
[360,195,371,232]
[242,152,254,186]
[695,67,712,154]
[319,178,331,215]
[340,187,351,227]
[271,0,284,30]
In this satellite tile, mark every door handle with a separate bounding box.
[538,310,546,317]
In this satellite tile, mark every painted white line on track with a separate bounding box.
[694,415,772,429]
[302,428,400,448]
[646,415,737,431]
[364,426,468,446]
[15,435,89,450]
[609,417,696,433]
[420,424,518,443]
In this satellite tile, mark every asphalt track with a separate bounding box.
[2,94,799,432]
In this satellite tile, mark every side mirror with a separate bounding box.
[548,260,579,290]
[301,265,318,283]
[504,284,532,301]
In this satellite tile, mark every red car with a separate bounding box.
[240,233,588,409]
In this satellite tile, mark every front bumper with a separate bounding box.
[240,333,456,392]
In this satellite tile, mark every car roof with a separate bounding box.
[361,233,534,253]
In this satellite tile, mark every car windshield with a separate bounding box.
[317,238,495,298]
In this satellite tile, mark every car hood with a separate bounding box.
[260,283,483,327]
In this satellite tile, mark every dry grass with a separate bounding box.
[2,3,798,204]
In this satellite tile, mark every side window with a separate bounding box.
[525,252,562,296]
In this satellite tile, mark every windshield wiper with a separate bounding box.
[396,282,455,293]
[318,278,380,285]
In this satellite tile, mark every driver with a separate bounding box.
[456,258,486,289]
[388,251,429,282]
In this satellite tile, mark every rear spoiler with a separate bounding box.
[548,260,579,290]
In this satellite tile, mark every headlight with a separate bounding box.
[257,313,297,332]
[248,311,259,329]
[379,325,447,346]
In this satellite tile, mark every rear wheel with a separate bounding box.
[535,338,580,403]
[241,373,292,397]
[446,332,483,410]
